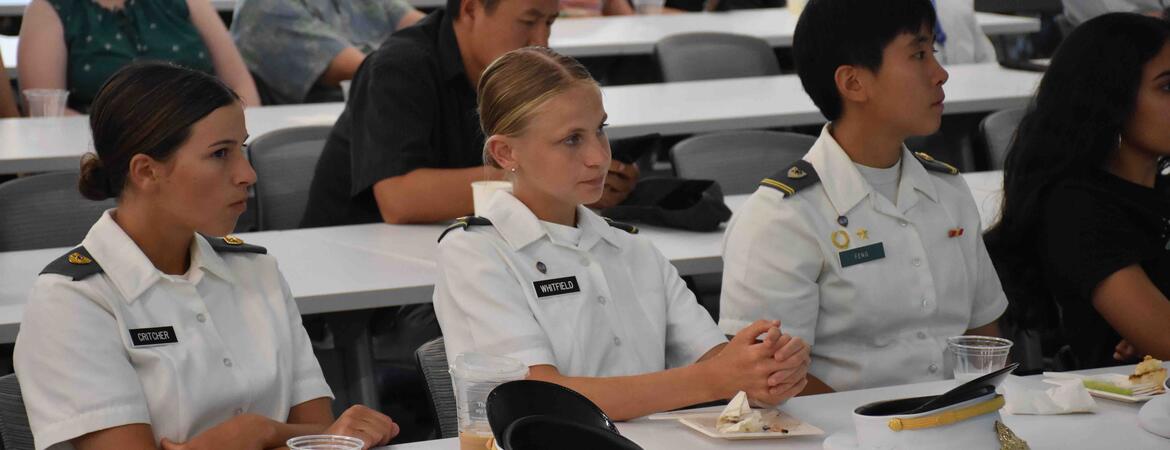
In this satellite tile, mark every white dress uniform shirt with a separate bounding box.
[433,191,727,377]
[934,0,997,65]
[14,211,332,450]
[719,125,1007,392]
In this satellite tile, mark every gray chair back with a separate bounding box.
[0,373,33,450]
[0,171,114,252]
[249,125,331,231]
[415,337,457,439]
[670,130,817,195]
[654,32,781,82]
[979,107,1026,170]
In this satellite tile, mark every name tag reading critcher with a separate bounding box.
[533,276,581,298]
[129,326,179,347]
[839,243,886,268]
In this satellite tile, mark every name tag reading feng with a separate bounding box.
[839,243,886,268]
[129,326,179,347]
[533,276,581,298]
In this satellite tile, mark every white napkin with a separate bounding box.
[1003,378,1096,415]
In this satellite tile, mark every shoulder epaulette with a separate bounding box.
[438,216,493,243]
[603,217,638,234]
[203,234,268,254]
[760,160,820,197]
[913,152,959,175]
[40,246,104,281]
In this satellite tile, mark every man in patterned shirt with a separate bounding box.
[231,0,425,104]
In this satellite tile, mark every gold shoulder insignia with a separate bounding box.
[603,217,638,234]
[761,159,820,197]
[913,151,960,175]
[438,216,494,243]
[40,246,104,281]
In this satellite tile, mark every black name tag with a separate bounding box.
[533,276,581,298]
[839,243,886,268]
[129,326,178,347]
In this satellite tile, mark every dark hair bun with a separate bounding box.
[78,153,113,201]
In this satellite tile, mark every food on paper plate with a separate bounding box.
[1130,356,1167,394]
[1081,356,1166,396]
[716,391,790,434]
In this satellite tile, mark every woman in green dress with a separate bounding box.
[18,0,260,113]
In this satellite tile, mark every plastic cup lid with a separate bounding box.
[450,352,529,382]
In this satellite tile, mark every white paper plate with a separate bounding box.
[1082,374,1163,403]
[676,410,824,440]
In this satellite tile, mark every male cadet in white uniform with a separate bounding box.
[719,0,1007,394]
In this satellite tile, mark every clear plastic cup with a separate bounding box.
[286,435,364,450]
[633,0,665,14]
[947,336,1013,384]
[471,181,513,216]
[450,353,529,450]
[22,89,69,117]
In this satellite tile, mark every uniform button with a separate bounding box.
[928,364,938,374]
[597,296,607,305]
[223,358,233,368]
[196,313,206,323]
[233,408,243,415]
[613,336,622,346]
[899,220,909,227]
[911,258,922,267]
[579,257,590,267]
[917,331,927,339]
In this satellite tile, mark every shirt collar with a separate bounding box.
[805,124,939,215]
[435,10,469,84]
[81,210,233,303]
[481,191,623,251]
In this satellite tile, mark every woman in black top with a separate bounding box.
[986,13,1170,370]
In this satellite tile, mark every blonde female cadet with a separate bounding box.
[13,63,396,450]
[432,47,811,420]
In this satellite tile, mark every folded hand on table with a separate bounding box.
[587,160,641,210]
[707,320,810,408]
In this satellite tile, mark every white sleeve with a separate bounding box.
[718,191,824,346]
[276,269,334,406]
[970,233,1009,329]
[652,243,727,369]
[433,232,557,368]
[14,277,151,450]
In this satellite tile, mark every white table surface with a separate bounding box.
[550,8,1039,57]
[1,9,1037,74]
[0,0,445,16]
[0,171,1006,344]
[376,364,1170,449]
[0,63,1041,174]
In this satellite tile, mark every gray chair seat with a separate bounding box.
[670,130,817,195]
[654,32,781,82]
[0,373,32,450]
[415,337,457,439]
[0,171,115,252]
[979,106,1027,170]
[248,125,332,231]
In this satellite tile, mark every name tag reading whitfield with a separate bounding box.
[129,326,179,347]
[533,276,581,298]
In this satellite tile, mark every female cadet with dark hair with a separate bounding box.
[987,13,1170,370]
[13,62,397,450]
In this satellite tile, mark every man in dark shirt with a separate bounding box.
[302,0,639,227]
